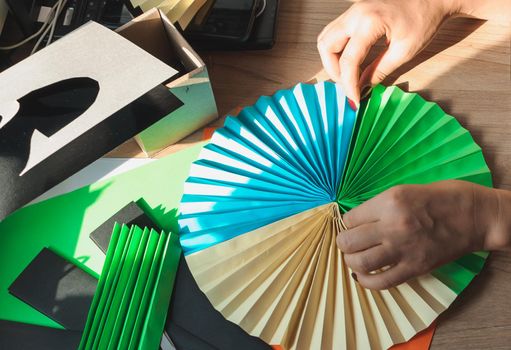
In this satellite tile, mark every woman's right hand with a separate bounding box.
[317,0,510,108]
[317,0,457,107]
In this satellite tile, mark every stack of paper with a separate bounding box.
[79,224,181,350]
[130,0,211,29]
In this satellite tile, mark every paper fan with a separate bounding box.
[178,83,492,349]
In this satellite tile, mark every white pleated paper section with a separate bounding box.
[185,203,463,350]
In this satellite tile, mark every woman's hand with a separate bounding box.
[317,0,511,107]
[317,0,456,108]
[338,180,511,290]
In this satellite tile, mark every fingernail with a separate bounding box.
[351,272,358,282]
[360,85,372,100]
[347,98,358,111]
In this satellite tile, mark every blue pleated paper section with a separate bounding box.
[179,82,356,254]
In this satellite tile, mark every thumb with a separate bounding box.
[359,43,411,90]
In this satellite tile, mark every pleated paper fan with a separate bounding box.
[178,82,492,350]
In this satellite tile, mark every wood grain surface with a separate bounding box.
[112,1,511,348]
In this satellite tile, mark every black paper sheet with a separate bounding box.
[8,248,97,331]
[0,320,81,350]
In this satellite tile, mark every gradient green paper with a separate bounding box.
[338,85,492,209]
[0,143,204,329]
[337,85,492,293]
[77,225,180,350]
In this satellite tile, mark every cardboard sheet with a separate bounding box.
[90,201,157,253]
[0,21,181,221]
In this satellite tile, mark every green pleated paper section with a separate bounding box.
[338,85,492,209]
[78,224,181,350]
[138,229,181,350]
[338,84,493,294]
[80,223,129,349]
[127,230,168,350]
[118,229,161,349]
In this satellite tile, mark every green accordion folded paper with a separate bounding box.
[179,83,492,350]
[79,224,181,350]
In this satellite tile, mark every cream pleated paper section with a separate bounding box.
[186,203,458,350]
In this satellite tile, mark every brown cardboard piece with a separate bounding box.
[117,9,218,156]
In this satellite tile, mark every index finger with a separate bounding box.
[338,32,381,106]
[337,222,381,254]
[317,22,349,81]
[343,195,383,229]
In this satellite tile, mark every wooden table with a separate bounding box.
[113,1,511,348]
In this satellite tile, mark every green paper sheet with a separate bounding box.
[0,143,204,329]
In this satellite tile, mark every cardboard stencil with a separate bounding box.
[0,21,182,221]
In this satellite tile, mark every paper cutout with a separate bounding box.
[0,22,176,174]
[0,21,181,221]
[79,224,181,350]
[179,82,492,349]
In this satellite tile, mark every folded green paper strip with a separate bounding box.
[79,224,181,350]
